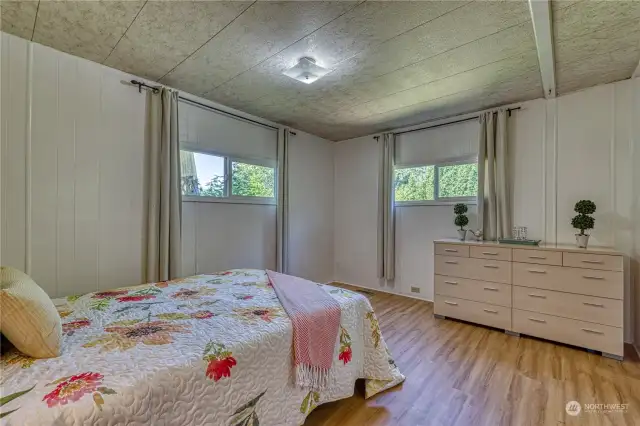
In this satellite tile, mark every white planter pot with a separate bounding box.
[576,234,590,248]
[457,229,467,241]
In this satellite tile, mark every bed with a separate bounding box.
[0,269,404,425]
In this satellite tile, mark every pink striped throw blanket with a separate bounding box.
[267,270,341,390]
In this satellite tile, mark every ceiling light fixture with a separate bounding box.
[282,57,329,84]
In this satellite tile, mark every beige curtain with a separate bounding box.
[477,110,511,240]
[276,128,290,273]
[377,133,395,280]
[145,88,182,282]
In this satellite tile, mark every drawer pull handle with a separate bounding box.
[483,265,499,269]
[484,287,498,291]
[444,301,458,306]
[445,261,458,265]
[482,251,499,255]
[583,302,604,308]
[529,255,546,259]
[528,317,546,323]
[483,309,498,314]
[582,260,604,264]
[581,328,604,335]
[529,294,546,299]
[528,269,547,274]
[582,275,604,280]
[444,281,458,285]
[444,249,458,252]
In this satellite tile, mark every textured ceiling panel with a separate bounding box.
[0,0,37,40]
[556,43,640,95]
[553,0,640,43]
[104,1,252,80]
[160,1,359,96]
[203,1,468,105]
[311,21,537,115]
[553,1,640,96]
[33,1,145,63]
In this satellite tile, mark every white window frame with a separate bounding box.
[394,156,478,207]
[180,145,277,206]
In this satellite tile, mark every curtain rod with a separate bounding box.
[127,79,280,132]
[393,106,521,136]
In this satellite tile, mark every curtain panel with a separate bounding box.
[377,133,396,281]
[276,128,290,273]
[477,110,511,240]
[145,88,182,282]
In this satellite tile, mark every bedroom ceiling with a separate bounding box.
[1,0,639,141]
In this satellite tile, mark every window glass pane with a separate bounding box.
[231,161,275,198]
[180,150,225,197]
[394,166,435,202]
[438,163,478,198]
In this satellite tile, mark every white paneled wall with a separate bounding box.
[1,34,146,297]
[181,203,277,276]
[288,131,335,284]
[334,78,640,342]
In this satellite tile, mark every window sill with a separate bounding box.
[396,200,477,207]
[182,196,276,206]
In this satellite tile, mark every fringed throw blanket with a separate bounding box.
[267,270,341,390]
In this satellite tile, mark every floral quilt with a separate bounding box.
[0,269,404,425]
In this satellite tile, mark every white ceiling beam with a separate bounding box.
[528,0,556,98]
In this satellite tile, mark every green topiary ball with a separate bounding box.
[453,203,468,215]
[571,214,594,231]
[454,215,469,228]
[574,200,596,215]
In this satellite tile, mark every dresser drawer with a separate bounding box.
[563,252,623,271]
[513,286,623,327]
[435,275,511,307]
[470,246,512,261]
[513,309,623,356]
[512,262,623,299]
[435,295,511,330]
[435,255,511,284]
[513,249,562,266]
[435,243,469,258]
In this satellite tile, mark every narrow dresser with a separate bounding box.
[433,239,624,360]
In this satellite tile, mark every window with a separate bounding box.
[231,161,275,198]
[180,149,276,203]
[394,160,477,204]
[181,151,225,197]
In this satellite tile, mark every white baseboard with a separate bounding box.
[327,280,432,303]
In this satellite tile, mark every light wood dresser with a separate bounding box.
[433,238,624,360]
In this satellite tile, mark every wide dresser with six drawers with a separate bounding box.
[433,238,624,359]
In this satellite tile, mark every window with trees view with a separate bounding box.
[394,161,478,204]
[180,150,276,203]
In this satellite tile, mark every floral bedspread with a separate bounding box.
[0,270,404,425]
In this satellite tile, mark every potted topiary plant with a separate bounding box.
[571,200,596,248]
[453,203,469,241]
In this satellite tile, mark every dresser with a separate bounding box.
[433,239,624,360]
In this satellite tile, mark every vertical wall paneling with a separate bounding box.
[73,58,101,294]
[544,98,558,245]
[288,130,335,283]
[1,35,29,271]
[30,43,59,295]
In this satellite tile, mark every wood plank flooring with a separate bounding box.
[305,284,640,426]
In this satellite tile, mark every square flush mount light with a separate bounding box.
[282,57,330,84]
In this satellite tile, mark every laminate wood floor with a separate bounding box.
[305,284,640,426]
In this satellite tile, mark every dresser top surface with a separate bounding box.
[434,238,623,255]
